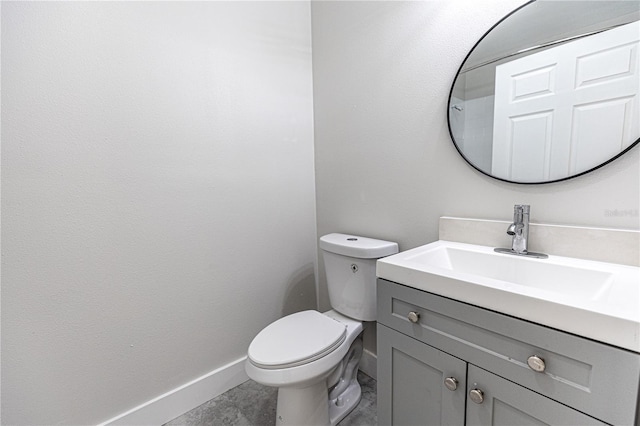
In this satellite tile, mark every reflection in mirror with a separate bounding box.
[448,0,640,184]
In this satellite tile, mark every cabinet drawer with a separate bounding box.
[378,279,640,426]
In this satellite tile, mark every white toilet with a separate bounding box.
[245,233,398,426]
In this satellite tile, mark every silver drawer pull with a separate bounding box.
[469,388,484,404]
[407,311,420,323]
[527,355,546,372]
[444,377,458,391]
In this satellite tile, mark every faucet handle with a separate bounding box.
[513,204,529,224]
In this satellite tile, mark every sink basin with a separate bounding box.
[377,240,640,352]
[408,245,614,300]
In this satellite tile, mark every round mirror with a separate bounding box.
[448,0,639,184]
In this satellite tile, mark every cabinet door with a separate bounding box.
[378,324,467,426]
[466,365,607,426]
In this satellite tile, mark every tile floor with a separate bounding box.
[163,371,377,426]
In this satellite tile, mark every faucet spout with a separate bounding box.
[506,222,523,236]
[495,205,548,259]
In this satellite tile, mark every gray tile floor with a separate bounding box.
[164,371,377,426]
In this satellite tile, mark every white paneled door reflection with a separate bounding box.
[492,21,639,182]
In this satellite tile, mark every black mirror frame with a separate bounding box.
[447,0,640,185]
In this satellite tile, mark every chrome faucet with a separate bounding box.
[508,204,529,254]
[495,205,548,258]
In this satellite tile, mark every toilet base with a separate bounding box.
[274,375,363,426]
[276,381,329,425]
[328,334,363,425]
[329,380,361,426]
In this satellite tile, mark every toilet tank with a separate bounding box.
[319,233,398,321]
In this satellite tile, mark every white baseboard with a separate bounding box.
[359,348,377,380]
[99,356,249,426]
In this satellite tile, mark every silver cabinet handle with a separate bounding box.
[469,388,484,404]
[407,311,420,323]
[527,355,546,372]
[444,377,458,391]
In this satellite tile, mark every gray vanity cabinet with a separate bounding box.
[377,279,640,426]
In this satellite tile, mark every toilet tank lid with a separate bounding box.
[319,233,399,259]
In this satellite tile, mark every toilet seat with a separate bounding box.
[248,310,347,370]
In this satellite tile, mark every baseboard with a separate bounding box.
[99,356,249,426]
[359,348,377,380]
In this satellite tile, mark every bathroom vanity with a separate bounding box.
[376,240,640,425]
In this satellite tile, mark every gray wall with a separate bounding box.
[1,2,317,424]
[311,0,640,347]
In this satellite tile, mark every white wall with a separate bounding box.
[4,1,640,424]
[1,2,316,425]
[311,0,640,346]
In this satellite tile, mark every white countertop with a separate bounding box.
[377,240,640,353]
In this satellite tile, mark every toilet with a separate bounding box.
[245,233,398,426]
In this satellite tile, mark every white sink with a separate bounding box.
[409,245,615,300]
[377,240,640,352]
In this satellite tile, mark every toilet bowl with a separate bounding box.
[246,310,363,425]
[245,233,398,426]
